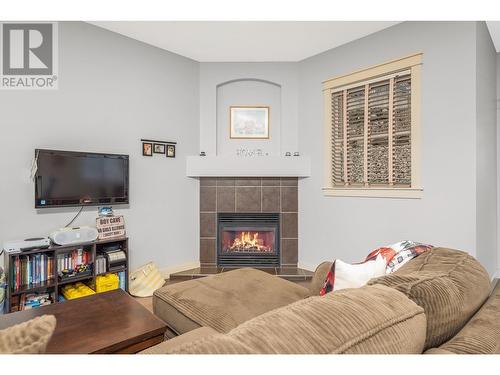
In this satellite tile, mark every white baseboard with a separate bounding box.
[159,261,200,280]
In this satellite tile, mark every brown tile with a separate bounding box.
[199,266,223,275]
[217,177,235,187]
[262,178,281,186]
[235,177,261,186]
[281,177,298,186]
[254,268,277,275]
[281,212,298,238]
[200,262,217,268]
[236,187,261,212]
[200,238,216,264]
[217,186,235,212]
[169,268,198,280]
[262,187,280,212]
[200,212,216,237]
[200,186,216,212]
[275,267,303,277]
[200,177,217,186]
[281,187,298,212]
[281,239,298,265]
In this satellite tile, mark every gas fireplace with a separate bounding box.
[217,213,280,267]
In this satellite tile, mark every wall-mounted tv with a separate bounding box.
[35,149,129,208]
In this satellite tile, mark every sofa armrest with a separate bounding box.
[308,261,333,296]
[139,326,219,354]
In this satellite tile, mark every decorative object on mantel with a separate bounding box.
[230,106,270,139]
[285,152,292,156]
[200,151,206,157]
[166,144,176,158]
[236,148,269,157]
[294,152,300,156]
[141,139,177,158]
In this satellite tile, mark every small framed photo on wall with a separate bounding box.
[153,143,166,154]
[142,142,153,156]
[230,106,270,139]
[166,144,176,158]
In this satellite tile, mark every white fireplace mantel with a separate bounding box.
[186,156,311,177]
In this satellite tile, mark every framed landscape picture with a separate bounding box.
[230,106,270,139]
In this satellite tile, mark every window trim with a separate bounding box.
[322,53,423,199]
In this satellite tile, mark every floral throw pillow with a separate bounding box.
[319,240,433,296]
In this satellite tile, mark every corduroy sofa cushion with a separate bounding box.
[0,315,56,354]
[425,280,500,354]
[368,247,491,350]
[153,268,310,335]
[309,261,333,296]
[140,326,221,354]
[164,284,427,354]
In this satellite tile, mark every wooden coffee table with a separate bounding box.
[0,289,167,353]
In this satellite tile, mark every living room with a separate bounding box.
[1,0,499,370]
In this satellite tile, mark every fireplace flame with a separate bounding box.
[229,231,271,252]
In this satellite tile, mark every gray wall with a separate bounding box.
[475,22,498,277]
[0,22,200,272]
[199,62,299,156]
[498,51,500,275]
[216,79,281,156]
[297,22,479,269]
[1,21,497,276]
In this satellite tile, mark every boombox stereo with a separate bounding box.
[50,226,98,246]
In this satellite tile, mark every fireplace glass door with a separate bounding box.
[220,227,276,254]
[217,213,280,267]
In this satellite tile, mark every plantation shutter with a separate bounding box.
[392,74,411,185]
[368,80,390,185]
[346,87,365,185]
[330,72,412,187]
[331,91,344,185]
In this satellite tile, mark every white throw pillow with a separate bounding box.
[333,255,386,291]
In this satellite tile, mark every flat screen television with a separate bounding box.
[34,149,129,208]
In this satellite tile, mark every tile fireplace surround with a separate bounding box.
[199,177,298,267]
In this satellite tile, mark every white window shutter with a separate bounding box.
[392,74,411,186]
[331,91,344,186]
[367,80,390,185]
[346,87,365,184]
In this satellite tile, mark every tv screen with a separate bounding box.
[35,149,129,208]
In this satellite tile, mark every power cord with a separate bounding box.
[64,206,84,228]
[30,150,40,182]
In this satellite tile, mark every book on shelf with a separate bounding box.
[56,248,91,272]
[12,292,54,311]
[118,271,126,290]
[11,254,54,290]
[95,255,107,275]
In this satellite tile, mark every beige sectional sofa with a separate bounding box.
[142,248,500,354]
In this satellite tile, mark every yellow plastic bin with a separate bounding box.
[94,273,119,293]
[61,282,96,300]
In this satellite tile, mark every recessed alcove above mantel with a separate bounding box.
[186,156,311,177]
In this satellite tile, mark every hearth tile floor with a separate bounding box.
[170,266,313,281]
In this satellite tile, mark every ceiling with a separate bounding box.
[89,21,400,62]
[486,22,500,52]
